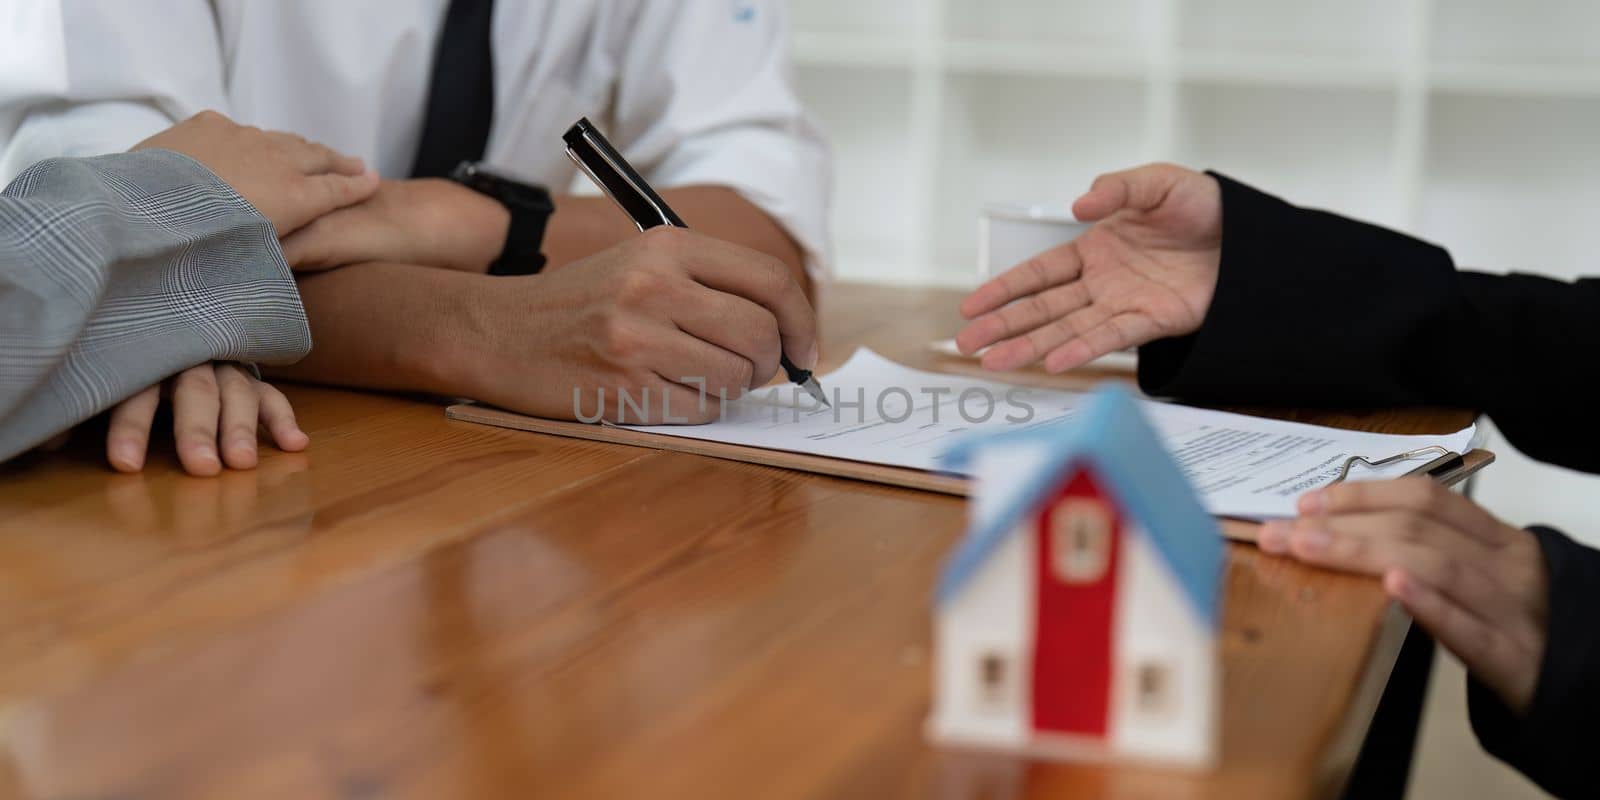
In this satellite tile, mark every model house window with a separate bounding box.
[977,651,1010,710]
[1050,498,1111,583]
[1135,660,1175,717]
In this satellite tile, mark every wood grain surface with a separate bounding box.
[0,283,1483,799]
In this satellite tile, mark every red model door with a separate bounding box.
[1031,468,1122,738]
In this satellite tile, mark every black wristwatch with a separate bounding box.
[448,161,555,276]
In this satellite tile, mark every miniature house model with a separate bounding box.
[928,386,1224,767]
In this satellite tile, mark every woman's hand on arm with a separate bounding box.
[956,163,1223,373]
[279,178,510,274]
[105,363,308,477]
[132,111,379,236]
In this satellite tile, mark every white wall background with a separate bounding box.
[786,0,1600,548]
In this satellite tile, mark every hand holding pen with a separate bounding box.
[447,117,822,424]
[457,219,820,425]
[564,117,829,407]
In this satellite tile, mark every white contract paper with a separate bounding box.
[624,349,1477,520]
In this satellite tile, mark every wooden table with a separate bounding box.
[0,284,1478,799]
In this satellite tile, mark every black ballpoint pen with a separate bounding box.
[562,116,829,407]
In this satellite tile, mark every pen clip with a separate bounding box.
[563,118,685,231]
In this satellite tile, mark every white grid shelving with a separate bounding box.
[787,0,1600,288]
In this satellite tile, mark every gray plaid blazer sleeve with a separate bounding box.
[0,149,311,463]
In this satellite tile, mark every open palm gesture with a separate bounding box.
[956,164,1225,373]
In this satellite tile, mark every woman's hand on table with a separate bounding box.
[105,363,309,477]
[1260,477,1548,714]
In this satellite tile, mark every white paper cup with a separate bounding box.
[979,203,1092,279]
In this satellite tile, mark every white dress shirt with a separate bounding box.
[0,0,832,272]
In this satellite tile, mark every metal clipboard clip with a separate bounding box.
[1332,446,1466,484]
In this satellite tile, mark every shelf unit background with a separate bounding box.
[785,0,1600,549]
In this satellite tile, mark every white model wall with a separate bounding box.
[1110,527,1217,766]
[931,528,1032,748]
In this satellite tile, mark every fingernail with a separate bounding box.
[114,441,140,463]
[1295,527,1330,554]
[1383,571,1409,600]
[1258,521,1288,553]
[112,442,143,470]
[802,342,819,371]
[228,436,254,454]
[1298,490,1325,516]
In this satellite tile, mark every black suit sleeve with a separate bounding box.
[1139,172,1600,474]
[1467,526,1600,800]
[1138,174,1600,797]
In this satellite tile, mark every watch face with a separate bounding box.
[462,162,516,186]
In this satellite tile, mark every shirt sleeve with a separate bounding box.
[1467,525,1600,800]
[0,0,228,180]
[0,150,310,463]
[606,0,833,278]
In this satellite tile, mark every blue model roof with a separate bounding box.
[934,385,1223,626]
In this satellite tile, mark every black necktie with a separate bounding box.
[410,0,496,178]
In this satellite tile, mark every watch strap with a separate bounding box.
[488,198,550,275]
[450,161,554,276]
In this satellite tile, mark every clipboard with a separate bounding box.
[445,402,1496,542]
[447,403,970,493]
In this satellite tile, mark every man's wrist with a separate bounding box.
[446,163,553,275]
[542,194,639,271]
[427,180,510,273]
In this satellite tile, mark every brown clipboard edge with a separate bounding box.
[446,402,971,494]
[444,403,1496,544]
